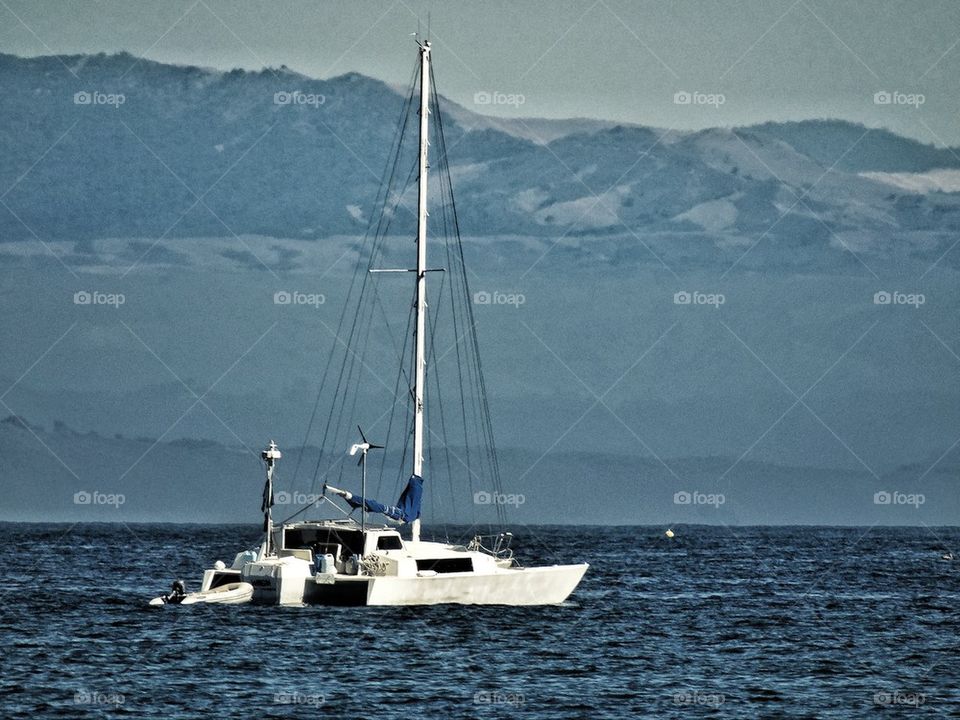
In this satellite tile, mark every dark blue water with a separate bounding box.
[1,524,957,718]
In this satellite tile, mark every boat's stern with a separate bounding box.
[241,555,313,605]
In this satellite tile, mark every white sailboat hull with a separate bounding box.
[364,563,589,606]
[225,534,589,606]
[247,562,589,607]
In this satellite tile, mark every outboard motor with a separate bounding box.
[165,579,187,604]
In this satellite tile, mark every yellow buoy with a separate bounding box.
[665,529,675,538]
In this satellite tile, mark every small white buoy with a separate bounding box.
[665,529,674,538]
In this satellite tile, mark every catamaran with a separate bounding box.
[150,39,587,607]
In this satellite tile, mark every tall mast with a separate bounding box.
[411,40,430,543]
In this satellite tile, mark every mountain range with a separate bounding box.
[1,51,959,272]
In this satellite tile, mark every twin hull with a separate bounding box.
[239,555,588,607]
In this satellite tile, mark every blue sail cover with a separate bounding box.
[345,474,423,523]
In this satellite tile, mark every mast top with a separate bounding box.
[261,440,281,462]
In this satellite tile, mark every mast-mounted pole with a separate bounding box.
[411,40,430,544]
[261,440,281,557]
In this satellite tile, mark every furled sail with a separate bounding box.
[340,475,423,523]
[260,473,273,531]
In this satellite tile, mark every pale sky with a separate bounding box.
[1,0,958,145]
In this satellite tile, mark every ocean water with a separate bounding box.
[1,523,957,718]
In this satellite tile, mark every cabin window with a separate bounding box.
[284,527,363,557]
[209,571,238,589]
[416,558,473,573]
[377,535,403,550]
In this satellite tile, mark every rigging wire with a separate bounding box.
[305,61,420,497]
[283,50,507,535]
[430,63,507,530]
[282,59,418,523]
